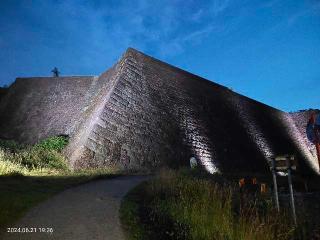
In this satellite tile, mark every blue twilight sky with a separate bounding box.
[0,0,319,111]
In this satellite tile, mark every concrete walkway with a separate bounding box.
[2,175,149,240]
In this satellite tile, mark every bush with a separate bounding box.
[0,136,69,175]
[34,136,69,152]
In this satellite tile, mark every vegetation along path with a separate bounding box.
[2,175,149,240]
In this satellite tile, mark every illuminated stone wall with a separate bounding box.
[69,49,318,175]
[0,48,318,175]
[0,76,97,143]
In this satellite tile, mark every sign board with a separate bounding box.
[270,155,297,171]
[274,161,297,171]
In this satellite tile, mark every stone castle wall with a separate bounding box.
[0,76,97,143]
[68,49,318,175]
[0,48,318,176]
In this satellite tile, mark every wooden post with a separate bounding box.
[271,158,280,212]
[286,156,297,225]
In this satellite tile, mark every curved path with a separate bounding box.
[2,175,149,240]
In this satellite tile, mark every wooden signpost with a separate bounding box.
[270,154,297,225]
[268,112,319,225]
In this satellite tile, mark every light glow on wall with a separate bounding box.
[180,110,219,174]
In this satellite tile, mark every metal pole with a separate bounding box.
[286,156,297,225]
[271,158,280,212]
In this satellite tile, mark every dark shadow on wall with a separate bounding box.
[0,87,8,102]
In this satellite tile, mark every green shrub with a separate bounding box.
[34,136,69,152]
[0,136,69,175]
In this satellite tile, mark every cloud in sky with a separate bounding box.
[287,1,320,26]
[0,0,319,111]
[76,0,231,57]
[0,0,233,79]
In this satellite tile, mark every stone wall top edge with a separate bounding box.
[15,75,97,80]
[125,48,285,114]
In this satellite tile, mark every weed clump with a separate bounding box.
[0,136,69,175]
[34,136,69,152]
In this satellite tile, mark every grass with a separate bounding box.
[0,136,69,174]
[120,168,319,240]
[0,137,120,230]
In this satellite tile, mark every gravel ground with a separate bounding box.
[1,175,149,240]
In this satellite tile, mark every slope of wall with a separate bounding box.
[70,49,187,170]
[64,60,123,167]
[69,48,318,176]
[0,76,97,143]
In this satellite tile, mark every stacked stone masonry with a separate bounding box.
[0,48,319,176]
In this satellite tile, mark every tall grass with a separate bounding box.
[121,169,298,240]
[0,136,69,176]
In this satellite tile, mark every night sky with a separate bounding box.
[0,0,319,111]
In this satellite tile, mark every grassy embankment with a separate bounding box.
[121,168,319,240]
[0,136,119,229]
